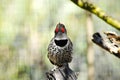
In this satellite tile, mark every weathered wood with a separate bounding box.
[92,32,120,58]
[46,64,79,80]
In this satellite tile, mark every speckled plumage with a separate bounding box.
[47,23,73,67]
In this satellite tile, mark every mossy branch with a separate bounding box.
[71,0,120,30]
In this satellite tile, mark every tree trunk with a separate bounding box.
[86,11,95,80]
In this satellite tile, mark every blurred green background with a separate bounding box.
[0,0,120,80]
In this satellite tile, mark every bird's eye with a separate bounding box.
[61,27,65,33]
[55,27,59,33]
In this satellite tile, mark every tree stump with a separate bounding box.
[46,64,79,80]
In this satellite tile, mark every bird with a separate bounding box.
[47,23,73,67]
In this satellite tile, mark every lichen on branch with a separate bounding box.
[71,0,120,30]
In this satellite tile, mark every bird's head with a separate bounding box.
[54,23,68,47]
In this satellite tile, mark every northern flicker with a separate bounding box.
[47,23,73,67]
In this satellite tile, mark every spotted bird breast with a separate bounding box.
[47,38,73,66]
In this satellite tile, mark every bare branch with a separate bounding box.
[92,32,120,58]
